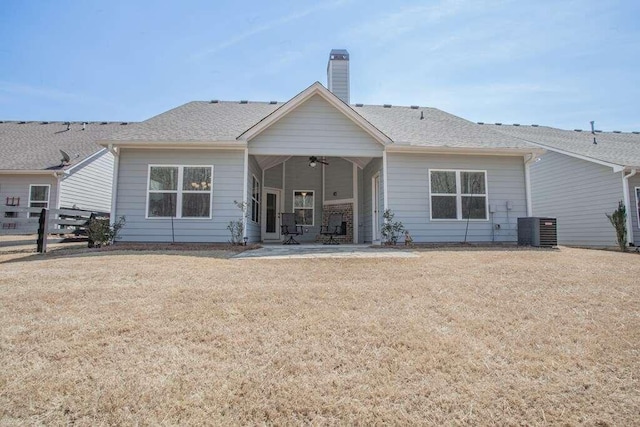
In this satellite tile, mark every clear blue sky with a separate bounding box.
[1,0,639,131]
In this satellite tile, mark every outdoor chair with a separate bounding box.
[280,212,303,244]
[320,213,343,245]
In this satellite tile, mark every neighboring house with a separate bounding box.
[488,123,640,247]
[101,49,543,244]
[0,121,129,234]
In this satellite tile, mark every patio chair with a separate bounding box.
[320,213,343,245]
[280,212,303,244]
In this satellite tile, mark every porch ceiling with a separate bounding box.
[255,155,373,170]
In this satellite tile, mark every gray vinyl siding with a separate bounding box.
[246,155,262,243]
[328,59,349,104]
[264,163,283,189]
[387,153,525,243]
[58,149,114,212]
[530,150,621,247]
[115,148,244,243]
[283,157,323,242]
[362,158,383,242]
[0,174,58,234]
[626,174,640,246]
[325,157,353,201]
[249,94,383,157]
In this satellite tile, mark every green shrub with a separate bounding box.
[381,209,405,245]
[606,201,627,252]
[227,201,246,245]
[87,216,126,248]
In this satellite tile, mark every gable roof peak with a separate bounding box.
[238,81,391,145]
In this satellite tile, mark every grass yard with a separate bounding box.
[0,246,639,425]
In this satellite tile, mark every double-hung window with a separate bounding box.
[430,170,488,220]
[293,190,314,226]
[251,176,260,223]
[29,184,50,217]
[147,165,213,218]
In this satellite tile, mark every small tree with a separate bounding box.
[606,201,627,252]
[381,209,405,245]
[87,216,126,248]
[227,201,246,245]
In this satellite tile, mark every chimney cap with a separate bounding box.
[329,49,349,60]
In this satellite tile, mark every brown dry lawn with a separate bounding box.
[0,246,639,425]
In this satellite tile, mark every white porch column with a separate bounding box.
[382,151,389,212]
[108,144,120,226]
[352,162,358,243]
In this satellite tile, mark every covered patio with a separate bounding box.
[252,154,383,244]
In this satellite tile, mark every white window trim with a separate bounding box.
[251,174,260,224]
[293,189,315,226]
[428,169,489,222]
[28,184,50,215]
[145,165,213,220]
[635,187,640,229]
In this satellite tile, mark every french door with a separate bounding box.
[262,188,281,241]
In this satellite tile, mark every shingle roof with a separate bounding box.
[355,105,534,149]
[0,121,131,171]
[486,124,640,168]
[108,101,282,142]
[106,99,535,150]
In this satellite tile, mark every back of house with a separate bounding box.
[101,49,543,245]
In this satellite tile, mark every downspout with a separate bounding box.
[524,153,538,216]
[108,144,119,226]
[53,171,64,209]
[622,168,637,246]
[242,148,249,242]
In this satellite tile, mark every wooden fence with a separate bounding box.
[0,206,109,253]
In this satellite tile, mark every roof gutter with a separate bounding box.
[0,169,62,176]
[622,168,637,246]
[98,140,246,149]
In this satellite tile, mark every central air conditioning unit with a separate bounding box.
[517,217,558,247]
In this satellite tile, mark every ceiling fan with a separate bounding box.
[308,156,329,168]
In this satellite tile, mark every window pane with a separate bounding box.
[266,193,276,233]
[252,199,259,222]
[30,186,49,202]
[182,193,210,217]
[461,172,485,194]
[431,196,457,219]
[183,167,211,191]
[150,167,178,191]
[253,177,260,199]
[431,171,456,194]
[462,196,487,219]
[294,208,313,225]
[148,193,177,217]
[294,192,313,208]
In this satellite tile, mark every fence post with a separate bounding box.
[87,213,96,248]
[36,208,49,253]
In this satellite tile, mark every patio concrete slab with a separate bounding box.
[232,244,419,259]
